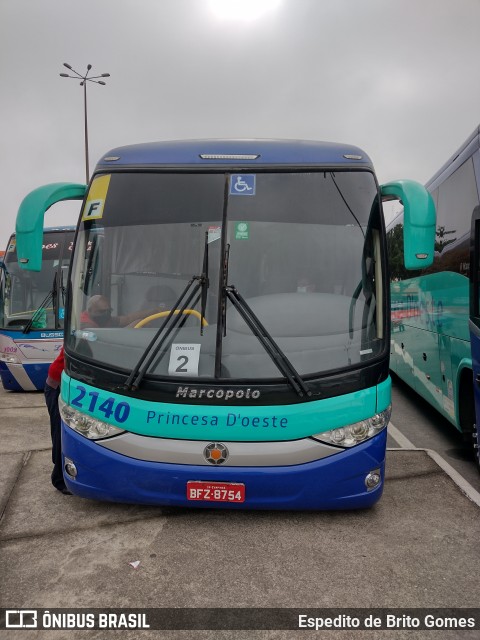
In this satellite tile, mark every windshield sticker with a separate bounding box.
[207,226,222,243]
[230,174,256,196]
[72,329,97,342]
[81,174,111,222]
[168,343,201,376]
[235,222,249,240]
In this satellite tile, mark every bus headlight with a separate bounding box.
[58,397,125,440]
[312,405,391,447]
[0,354,21,364]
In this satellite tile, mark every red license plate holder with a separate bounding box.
[186,481,245,503]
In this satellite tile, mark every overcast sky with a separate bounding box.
[1,0,480,249]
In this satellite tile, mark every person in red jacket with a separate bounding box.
[44,346,71,494]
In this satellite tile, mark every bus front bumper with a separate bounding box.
[61,424,387,510]
[0,360,49,391]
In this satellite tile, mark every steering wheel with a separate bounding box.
[134,309,208,328]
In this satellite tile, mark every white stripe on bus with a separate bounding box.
[6,363,37,391]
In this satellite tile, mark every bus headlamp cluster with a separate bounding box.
[0,354,21,364]
[59,397,125,440]
[312,406,391,447]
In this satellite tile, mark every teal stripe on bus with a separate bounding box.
[60,373,391,442]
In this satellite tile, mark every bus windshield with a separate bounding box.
[1,231,73,332]
[67,170,385,380]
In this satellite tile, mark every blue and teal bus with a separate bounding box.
[388,125,480,468]
[15,140,434,508]
[469,181,480,469]
[470,127,480,471]
[0,226,76,391]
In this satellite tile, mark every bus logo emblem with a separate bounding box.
[204,443,229,465]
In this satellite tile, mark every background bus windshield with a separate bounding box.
[68,171,385,380]
[1,231,73,332]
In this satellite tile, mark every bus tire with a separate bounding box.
[473,422,480,473]
[458,369,477,467]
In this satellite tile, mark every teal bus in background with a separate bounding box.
[0,183,85,391]
[388,125,480,467]
[15,139,435,508]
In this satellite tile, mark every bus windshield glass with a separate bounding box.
[0,231,73,332]
[67,171,384,380]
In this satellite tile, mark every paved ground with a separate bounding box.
[390,374,480,488]
[1,386,479,639]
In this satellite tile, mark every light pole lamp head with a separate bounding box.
[59,61,110,184]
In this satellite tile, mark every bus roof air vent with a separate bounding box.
[343,154,363,160]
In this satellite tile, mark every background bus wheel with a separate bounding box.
[459,371,478,468]
[473,422,480,473]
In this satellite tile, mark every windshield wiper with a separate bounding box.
[199,231,209,337]
[124,276,202,390]
[51,271,59,329]
[23,273,58,334]
[330,173,366,238]
[125,234,209,391]
[349,221,376,340]
[349,280,363,339]
[225,285,313,399]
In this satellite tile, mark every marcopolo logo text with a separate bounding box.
[176,386,260,401]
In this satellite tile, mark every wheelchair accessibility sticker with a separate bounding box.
[230,174,256,196]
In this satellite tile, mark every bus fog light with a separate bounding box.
[64,458,77,478]
[365,469,381,490]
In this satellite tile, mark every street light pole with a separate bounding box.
[60,63,110,184]
[83,79,89,183]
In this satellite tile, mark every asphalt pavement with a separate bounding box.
[389,373,480,489]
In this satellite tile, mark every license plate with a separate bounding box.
[186,481,245,503]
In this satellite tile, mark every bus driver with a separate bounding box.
[81,294,168,328]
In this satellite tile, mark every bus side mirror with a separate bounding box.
[15,183,86,272]
[381,179,436,270]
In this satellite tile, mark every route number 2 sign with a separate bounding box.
[168,344,201,376]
